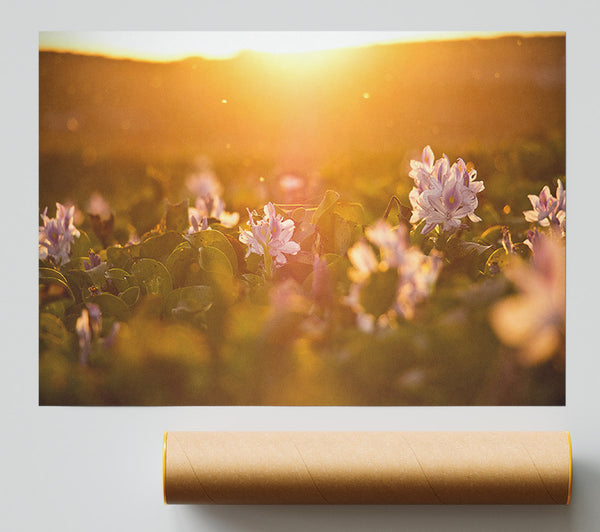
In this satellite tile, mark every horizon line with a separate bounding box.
[38,31,563,63]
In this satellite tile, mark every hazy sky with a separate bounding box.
[38,31,553,61]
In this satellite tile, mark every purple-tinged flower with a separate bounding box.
[84,250,102,270]
[76,303,101,365]
[102,322,120,349]
[501,227,515,254]
[185,167,239,228]
[364,220,408,269]
[408,147,484,234]
[490,232,565,366]
[87,303,102,337]
[194,195,239,228]
[523,185,557,226]
[186,169,223,198]
[523,179,565,236]
[346,220,442,331]
[347,241,379,283]
[395,249,442,320]
[408,145,436,192]
[239,202,301,273]
[187,211,209,234]
[39,202,81,265]
[278,173,308,203]
[76,303,119,364]
[87,192,112,221]
[75,308,92,365]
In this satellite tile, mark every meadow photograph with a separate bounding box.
[38,31,566,405]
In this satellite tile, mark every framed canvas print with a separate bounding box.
[38,31,566,406]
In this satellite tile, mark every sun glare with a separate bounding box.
[38,31,551,62]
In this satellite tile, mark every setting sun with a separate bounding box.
[38,30,554,61]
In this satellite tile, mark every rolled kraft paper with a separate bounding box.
[163,431,572,505]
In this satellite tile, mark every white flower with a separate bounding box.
[395,249,442,320]
[75,304,101,365]
[185,169,223,198]
[187,210,209,234]
[87,192,112,221]
[186,169,239,228]
[239,202,301,269]
[364,220,408,269]
[523,179,565,235]
[39,202,81,265]
[193,195,239,228]
[490,232,565,366]
[346,220,442,330]
[408,146,484,234]
[347,241,379,282]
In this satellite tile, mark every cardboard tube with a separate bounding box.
[163,431,572,505]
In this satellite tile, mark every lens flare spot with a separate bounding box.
[66,117,79,131]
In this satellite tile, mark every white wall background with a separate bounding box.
[3,2,599,530]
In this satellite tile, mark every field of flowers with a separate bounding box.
[39,141,566,405]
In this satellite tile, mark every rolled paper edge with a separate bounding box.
[567,431,572,505]
[163,431,168,505]
[163,431,572,505]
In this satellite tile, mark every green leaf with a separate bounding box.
[333,202,365,225]
[70,230,92,259]
[131,258,173,298]
[187,230,238,274]
[119,286,141,307]
[39,312,70,352]
[291,207,306,224]
[105,268,134,292]
[87,293,131,321]
[333,214,356,255]
[359,269,399,318]
[446,239,493,260]
[63,269,94,301]
[39,268,69,286]
[139,231,185,262]
[484,248,512,276]
[311,190,340,225]
[165,242,195,287]
[41,299,72,320]
[59,257,89,271]
[480,225,504,245]
[39,276,75,303]
[165,200,189,232]
[107,244,140,270]
[198,246,234,277]
[164,286,213,318]
[410,220,429,247]
[86,262,109,289]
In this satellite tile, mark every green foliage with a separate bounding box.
[131,258,173,298]
[87,293,131,321]
[188,230,238,274]
[359,270,399,318]
[39,142,565,406]
[70,230,92,259]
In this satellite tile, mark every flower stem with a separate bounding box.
[435,229,449,251]
[262,243,273,280]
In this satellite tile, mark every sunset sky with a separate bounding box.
[38,31,557,61]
